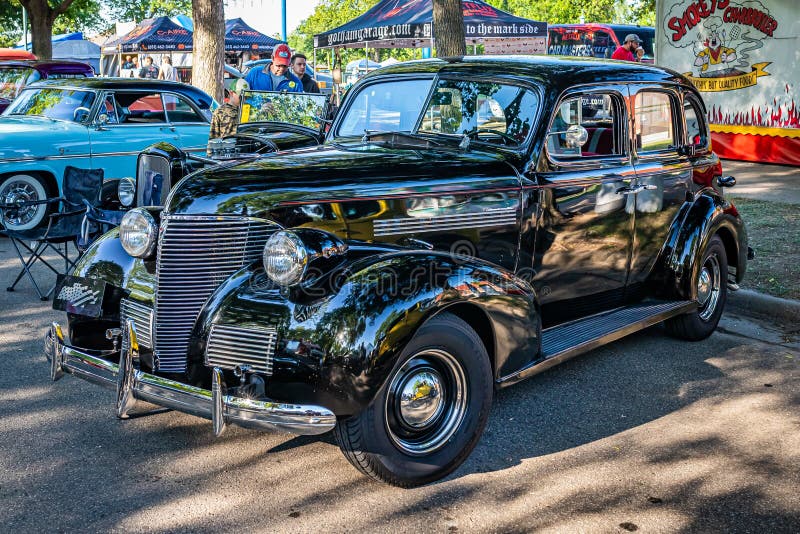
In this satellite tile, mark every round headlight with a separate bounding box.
[118,177,135,207]
[120,208,158,258]
[263,230,308,286]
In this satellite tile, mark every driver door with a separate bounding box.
[88,91,179,182]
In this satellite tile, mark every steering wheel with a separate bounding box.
[463,128,518,145]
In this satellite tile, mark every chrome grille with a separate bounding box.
[136,154,171,206]
[154,215,278,373]
[120,298,153,349]
[206,324,277,375]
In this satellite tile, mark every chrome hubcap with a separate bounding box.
[385,349,467,455]
[398,369,444,428]
[2,180,41,227]
[698,254,721,321]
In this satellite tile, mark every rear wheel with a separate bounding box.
[334,312,492,487]
[1,174,48,231]
[666,235,727,340]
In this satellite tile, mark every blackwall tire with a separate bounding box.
[1,174,48,231]
[334,312,493,487]
[666,235,728,341]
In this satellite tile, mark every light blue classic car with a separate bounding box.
[0,78,215,230]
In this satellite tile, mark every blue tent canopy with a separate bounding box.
[104,16,193,53]
[224,18,284,52]
[15,31,83,50]
[314,0,546,49]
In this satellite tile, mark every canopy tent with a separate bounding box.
[15,31,83,50]
[102,16,193,54]
[52,39,101,73]
[314,0,547,51]
[224,18,284,52]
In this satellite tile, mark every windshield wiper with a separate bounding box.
[361,130,443,148]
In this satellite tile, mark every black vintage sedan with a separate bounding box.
[47,56,750,487]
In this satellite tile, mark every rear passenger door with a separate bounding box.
[627,84,692,293]
[532,85,636,325]
[163,92,210,155]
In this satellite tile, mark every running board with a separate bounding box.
[498,300,696,386]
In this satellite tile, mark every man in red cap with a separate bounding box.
[244,43,302,92]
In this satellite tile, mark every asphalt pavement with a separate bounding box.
[0,242,798,533]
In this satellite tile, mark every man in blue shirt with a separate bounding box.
[245,43,303,93]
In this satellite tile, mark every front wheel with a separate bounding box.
[1,174,48,231]
[666,234,728,340]
[334,312,493,487]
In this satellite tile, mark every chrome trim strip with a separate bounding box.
[45,321,336,435]
[120,299,153,349]
[374,207,517,236]
[206,324,277,375]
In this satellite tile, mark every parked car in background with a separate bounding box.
[48,56,749,487]
[548,24,655,63]
[243,59,335,95]
[115,89,331,212]
[0,49,37,60]
[0,60,94,114]
[0,78,214,230]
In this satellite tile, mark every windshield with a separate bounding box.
[239,90,329,130]
[0,67,37,100]
[5,87,96,121]
[337,77,539,147]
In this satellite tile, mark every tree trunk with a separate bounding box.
[192,0,225,103]
[432,0,466,57]
[20,0,75,59]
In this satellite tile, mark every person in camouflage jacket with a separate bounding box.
[210,79,249,139]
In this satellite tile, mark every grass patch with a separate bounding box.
[729,197,800,300]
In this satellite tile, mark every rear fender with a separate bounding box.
[657,192,747,299]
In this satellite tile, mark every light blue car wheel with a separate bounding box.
[1,174,48,231]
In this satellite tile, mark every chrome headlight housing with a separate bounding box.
[263,231,308,286]
[117,177,136,207]
[120,208,158,258]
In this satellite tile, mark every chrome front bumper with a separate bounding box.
[44,321,336,436]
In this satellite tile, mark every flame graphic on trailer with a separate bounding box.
[656,0,799,165]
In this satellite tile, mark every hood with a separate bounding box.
[166,142,520,221]
[0,116,89,160]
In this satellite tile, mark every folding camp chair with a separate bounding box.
[0,166,104,300]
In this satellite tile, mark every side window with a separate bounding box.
[164,94,207,123]
[115,92,165,124]
[634,91,676,153]
[684,96,708,149]
[547,92,622,160]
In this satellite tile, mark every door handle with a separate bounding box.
[615,184,657,195]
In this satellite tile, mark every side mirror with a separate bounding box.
[97,113,109,126]
[565,124,588,148]
[73,106,91,123]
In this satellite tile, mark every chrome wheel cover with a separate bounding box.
[385,349,468,456]
[698,254,721,321]
[1,178,44,228]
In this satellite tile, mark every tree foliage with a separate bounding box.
[104,0,191,25]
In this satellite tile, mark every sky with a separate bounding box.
[224,0,321,39]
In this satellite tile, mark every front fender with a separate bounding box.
[195,251,540,415]
[659,191,747,299]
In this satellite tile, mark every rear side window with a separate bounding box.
[684,95,709,150]
[634,91,676,153]
[164,94,207,123]
[546,92,623,160]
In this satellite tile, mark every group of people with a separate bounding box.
[121,55,178,81]
[211,43,320,139]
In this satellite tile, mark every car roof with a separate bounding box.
[363,55,688,93]
[28,77,215,105]
[0,59,93,71]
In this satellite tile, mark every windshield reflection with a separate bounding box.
[5,88,96,122]
[336,77,539,147]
